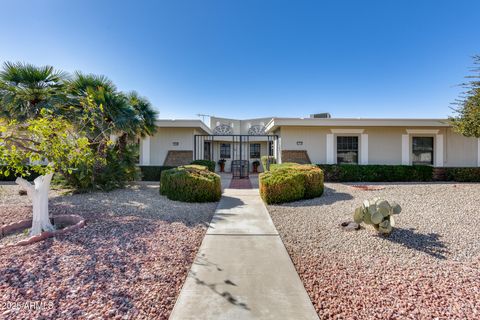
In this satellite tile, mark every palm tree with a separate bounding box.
[125,91,157,137]
[0,62,68,121]
[68,72,157,170]
[68,72,157,145]
[117,91,158,155]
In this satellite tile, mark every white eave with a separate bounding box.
[265,117,451,132]
[155,119,212,134]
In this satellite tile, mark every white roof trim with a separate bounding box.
[330,129,365,134]
[155,119,211,134]
[406,129,440,134]
[265,117,450,132]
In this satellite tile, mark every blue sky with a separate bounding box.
[1,1,479,120]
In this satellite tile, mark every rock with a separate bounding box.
[340,221,360,231]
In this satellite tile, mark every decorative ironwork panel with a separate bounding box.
[248,125,266,135]
[213,124,233,135]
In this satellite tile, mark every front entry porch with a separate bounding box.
[194,134,278,178]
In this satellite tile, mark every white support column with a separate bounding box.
[360,133,368,165]
[435,134,444,167]
[401,134,409,165]
[326,134,335,164]
[477,139,480,167]
[141,136,150,165]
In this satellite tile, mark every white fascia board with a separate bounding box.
[265,118,276,132]
[331,129,364,134]
[155,119,212,134]
[265,118,450,132]
[406,129,440,134]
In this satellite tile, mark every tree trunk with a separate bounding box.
[16,173,55,236]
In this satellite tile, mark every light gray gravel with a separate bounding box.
[1,182,216,227]
[268,182,480,319]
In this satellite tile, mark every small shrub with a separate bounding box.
[444,167,480,182]
[160,165,221,202]
[139,165,176,181]
[317,164,433,182]
[261,156,276,171]
[260,163,324,204]
[190,160,216,172]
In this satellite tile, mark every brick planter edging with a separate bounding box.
[0,214,85,249]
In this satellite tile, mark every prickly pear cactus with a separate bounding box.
[353,198,401,235]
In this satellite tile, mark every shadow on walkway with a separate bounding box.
[190,255,250,311]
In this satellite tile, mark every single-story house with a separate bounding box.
[139,114,480,176]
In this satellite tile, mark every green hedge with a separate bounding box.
[138,166,176,181]
[190,160,216,172]
[160,165,221,202]
[317,164,433,182]
[261,156,276,171]
[260,163,324,204]
[444,167,480,182]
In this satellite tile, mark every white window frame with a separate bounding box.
[327,129,368,164]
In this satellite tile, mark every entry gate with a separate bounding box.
[193,134,278,179]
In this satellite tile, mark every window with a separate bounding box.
[220,143,231,159]
[412,137,433,165]
[250,143,261,158]
[337,136,358,164]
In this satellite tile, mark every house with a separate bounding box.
[139,114,480,176]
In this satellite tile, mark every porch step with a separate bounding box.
[163,150,193,166]
[229,178,253,189]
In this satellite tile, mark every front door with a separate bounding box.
[231,136,249,179]
[204,141,211,160]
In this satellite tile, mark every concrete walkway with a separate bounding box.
[169,179,319,320]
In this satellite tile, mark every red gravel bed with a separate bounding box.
[269,183,480,319]
[293,252,480,319]
[0,183,216,319]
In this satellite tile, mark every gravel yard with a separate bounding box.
[0,183,217,319]
[268,183,480,319]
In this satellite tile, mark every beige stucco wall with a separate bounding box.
[365,127,404,165]
[277,126,479,167]
[141,123,479,168]
[149,127,195,165]
[279,127,329,163]
[444,128,478,167]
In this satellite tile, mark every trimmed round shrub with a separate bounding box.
[160,165,221,202]
[190,160,216,172]
[260,163,324,204]
[295,164,324,199]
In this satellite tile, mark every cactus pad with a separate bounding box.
[352,198,402,235]
[353,207,364,223]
